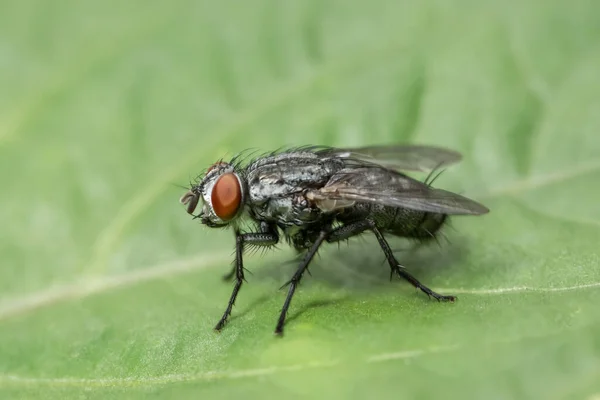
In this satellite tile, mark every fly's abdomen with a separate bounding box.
[386,206,447,240]
[337,203,447,240]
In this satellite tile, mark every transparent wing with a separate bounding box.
[316,145,463,172]
[308,167,489,215]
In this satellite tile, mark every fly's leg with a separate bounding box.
[371,226,455,302]
[275,230,329,335]
[214,224,279,332]
[325,219,373,242]
[327,219,455,302]
[222,231,244,281]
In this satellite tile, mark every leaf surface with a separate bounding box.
[1,0,599,398]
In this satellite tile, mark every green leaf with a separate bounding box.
[1,0,599,398]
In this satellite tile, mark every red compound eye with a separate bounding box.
[211,173,241,220]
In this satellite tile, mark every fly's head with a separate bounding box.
[180,161,245,228]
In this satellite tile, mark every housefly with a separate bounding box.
[180,145,489,335]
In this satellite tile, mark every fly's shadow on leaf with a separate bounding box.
[254,234,469,291]
[284,298,349,326]
[228,294,271,324]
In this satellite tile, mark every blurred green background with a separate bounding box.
[1,0,600,398]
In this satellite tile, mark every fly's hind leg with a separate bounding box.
[327,219,455,302]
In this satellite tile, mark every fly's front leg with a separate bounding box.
[214,223,278,332]
[327,219,455,302]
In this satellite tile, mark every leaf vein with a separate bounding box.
[478,159,600,199]
[0,330,578,388]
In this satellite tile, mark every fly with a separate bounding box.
[180,145,489,335]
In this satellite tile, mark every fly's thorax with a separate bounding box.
[248,193,322,228]
[245,153,345,204]
[180,161,247,227]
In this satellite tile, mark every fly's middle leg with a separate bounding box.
[327,219,456,302]
[275,230,328,335]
